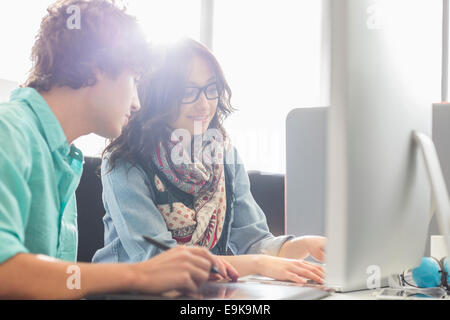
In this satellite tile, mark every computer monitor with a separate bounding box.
[324,0,445,292]
[286,107,327,238]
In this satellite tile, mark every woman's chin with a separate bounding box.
[189,124,211,136]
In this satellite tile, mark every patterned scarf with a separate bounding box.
[151,136,227,249]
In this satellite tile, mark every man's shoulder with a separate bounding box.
[0,100,40,142]
[0,101,42,164]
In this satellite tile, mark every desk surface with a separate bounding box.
[90,275,441,300]
[324,289,379,300]
[242,275,378,300]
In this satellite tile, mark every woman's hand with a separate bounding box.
[278,236,327,262]
[256,255,325,285]
[208,255,239,282]
[301,236,327,262]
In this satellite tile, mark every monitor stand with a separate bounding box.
[413,131,450,256]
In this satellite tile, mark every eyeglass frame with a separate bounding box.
[181,82,221,104]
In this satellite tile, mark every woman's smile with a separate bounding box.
[187,114,210,122]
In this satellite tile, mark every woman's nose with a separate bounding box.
[194,91,210,112]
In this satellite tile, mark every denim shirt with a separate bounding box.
[92,147,293,263]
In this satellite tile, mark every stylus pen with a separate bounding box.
[142,235,223,276]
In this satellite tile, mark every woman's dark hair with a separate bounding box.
[104,37,235,171]
[25,0,150,92]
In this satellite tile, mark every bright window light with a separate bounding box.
[0,0,54,83]
[75,0,202,157]
[0,0,325,171]
[213,0,325,173]
[126,0,201,45]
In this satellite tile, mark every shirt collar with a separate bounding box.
[10,87,70,154]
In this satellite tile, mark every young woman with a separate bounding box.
[93,38,326,285]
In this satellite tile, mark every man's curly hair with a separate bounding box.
[25,0,151,92]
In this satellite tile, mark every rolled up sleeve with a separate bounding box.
[228,149,294,256]
[98,158,177,262]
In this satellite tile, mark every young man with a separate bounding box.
[0,0,237,299]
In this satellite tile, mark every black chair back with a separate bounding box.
[75,157,104,262]
[76,158,286,262]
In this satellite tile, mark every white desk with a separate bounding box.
[240,275,450,300]
[324,289,379,300]
[241,275,379,300]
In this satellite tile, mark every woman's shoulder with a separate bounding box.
[223,143,245,168]
[101,154,159,201]
[101,153,149,182]
[223,143,249,187]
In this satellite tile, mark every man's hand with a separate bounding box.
[208,255,239,282]
[130,246,238,294]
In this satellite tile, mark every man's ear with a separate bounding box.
[84,69,104,87]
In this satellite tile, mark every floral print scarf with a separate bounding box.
[151,137,227,249]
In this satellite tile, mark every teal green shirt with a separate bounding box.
[0,87,84,263]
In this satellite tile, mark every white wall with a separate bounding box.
[0,79,19,102]
[0,1,53,83]
[213,0,327,173]
[0,1,326,172]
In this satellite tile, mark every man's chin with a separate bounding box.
[96,127,122,140]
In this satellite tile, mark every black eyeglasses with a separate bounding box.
[181,82,220,104]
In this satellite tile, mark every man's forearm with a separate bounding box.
[0,253,136,299]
